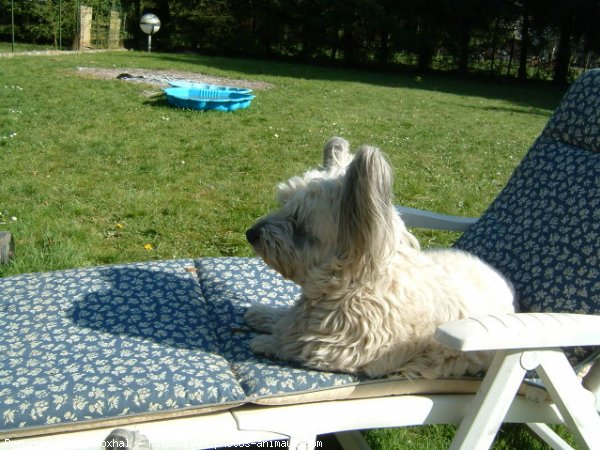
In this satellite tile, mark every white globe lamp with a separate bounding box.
[140,14,161,52]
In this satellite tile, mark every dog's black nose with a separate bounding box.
[246,226,261,244]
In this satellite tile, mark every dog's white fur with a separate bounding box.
[245,137,515,378]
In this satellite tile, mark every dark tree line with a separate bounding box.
[126,0,600,83]
[3,0,600,83]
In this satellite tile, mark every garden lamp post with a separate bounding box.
[11,0,14,53]
[140,14,161,52]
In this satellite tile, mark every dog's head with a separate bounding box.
[246,137,419,285]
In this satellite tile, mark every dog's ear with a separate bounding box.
[337,146,395,271]
[323,137,350,170]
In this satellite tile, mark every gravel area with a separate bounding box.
[75,66,274,90]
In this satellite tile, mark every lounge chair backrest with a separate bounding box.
[455,69,600,366]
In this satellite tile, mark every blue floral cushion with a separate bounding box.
[0,260,246,436]
[194,257,361,401]
[0,257,372,438]
[543,69,600,152]
[455,70,600,364]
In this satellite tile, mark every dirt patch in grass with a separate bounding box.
[75,66,274,91]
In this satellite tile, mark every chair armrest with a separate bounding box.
[395,205,478,232]
[435,313,600,352]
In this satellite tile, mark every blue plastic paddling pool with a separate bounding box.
[164,84,255,112]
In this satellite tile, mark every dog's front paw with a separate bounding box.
[244,304,282,333]
[249,334,279,357]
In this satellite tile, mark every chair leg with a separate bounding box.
[449,349,527,450]
[536,350,600,450]
[450,348,600,450]
[527,423,574,450]
[334,430,373,450]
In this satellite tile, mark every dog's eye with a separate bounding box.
[292,225,308,246]
[292,221,318,248]
[290,210,301,226]
[289,211,316,247]
[290,215,306,241]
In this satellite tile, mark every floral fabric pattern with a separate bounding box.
[194,258,360,400]
[0,257,360,436]
[543,69,600,152]
[0,260,247,434]
[455,69,600,363]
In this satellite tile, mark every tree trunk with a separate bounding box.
[507,36,515,76]
[417,45,434,72]
[417,16,434,72]
[518,3,530,81]
[378,30,390,65]
[342,26,356,63]
[457,27,471,75]
[489,18,500,74]
[553,17,573,84]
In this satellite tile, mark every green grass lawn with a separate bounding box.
[0,50,571,448]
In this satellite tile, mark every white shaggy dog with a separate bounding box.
[245,137,515,378]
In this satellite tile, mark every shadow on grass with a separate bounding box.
[437,100,555,118]
[151,53,568,112]
[142,94,172,109]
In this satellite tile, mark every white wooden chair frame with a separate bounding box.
[4,207,598,450]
